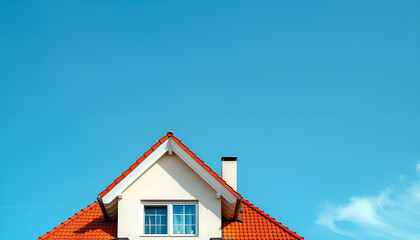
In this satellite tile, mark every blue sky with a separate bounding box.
[0,1,419,239]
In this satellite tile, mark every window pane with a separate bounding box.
[144,206,167,235]
[160,216,167,225]
[173,224,184,234]
[185,215,195,225]
[157,207,166,214]
[185,225,195,234]
[172,204,196,235]
[145,207,154,215]
[173,214,183,225]
[185,205,195,214]
[173,205,183,214]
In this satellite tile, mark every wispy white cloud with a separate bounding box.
[316,165,420,240]
[416,163,420,173]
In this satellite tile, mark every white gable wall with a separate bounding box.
[118,153,222,240]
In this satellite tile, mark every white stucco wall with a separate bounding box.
[118,153,222,240]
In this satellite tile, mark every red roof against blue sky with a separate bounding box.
[1,1,420,240]
[38,133,303,240]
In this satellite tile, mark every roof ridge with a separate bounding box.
[38,201,98,240]
[242,199,304,240]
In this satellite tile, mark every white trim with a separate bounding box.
[102,138,237,205]
[102,140,170,204]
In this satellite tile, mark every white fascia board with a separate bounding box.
[102,138,237,205]
[102,139,170,204]
[168,139,237,204]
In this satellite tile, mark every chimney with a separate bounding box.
[221,156,237,191]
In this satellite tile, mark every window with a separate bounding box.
[173,205,196,234]
[144,206,168,234]
[143,202,198,236]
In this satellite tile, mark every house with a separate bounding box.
[38,131,304,240]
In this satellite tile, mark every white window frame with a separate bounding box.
[141,201,199,237]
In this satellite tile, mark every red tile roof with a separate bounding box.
[38,131,304,240]
[38,198,303,240]
[99,131,240,199]
[38,201,116,240]
[223,199,304,240]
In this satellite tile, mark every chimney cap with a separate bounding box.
[221,156,237,161]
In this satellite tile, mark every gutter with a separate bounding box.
[232,197,242,221]
[97,196,110,221]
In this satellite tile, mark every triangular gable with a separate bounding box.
[98,131,241,220]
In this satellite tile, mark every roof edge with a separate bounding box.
[98,134,169,198]
[38,201,100,240]
[242,199,304,240]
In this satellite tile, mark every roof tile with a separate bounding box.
[129,162,138,170]
[223,199,303,240]
[136,155,146,164]
[122,169,131,177]
[106,182,116,191]
[144,148,153,157]
[115,175,124,183]
[38,202,116,240]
